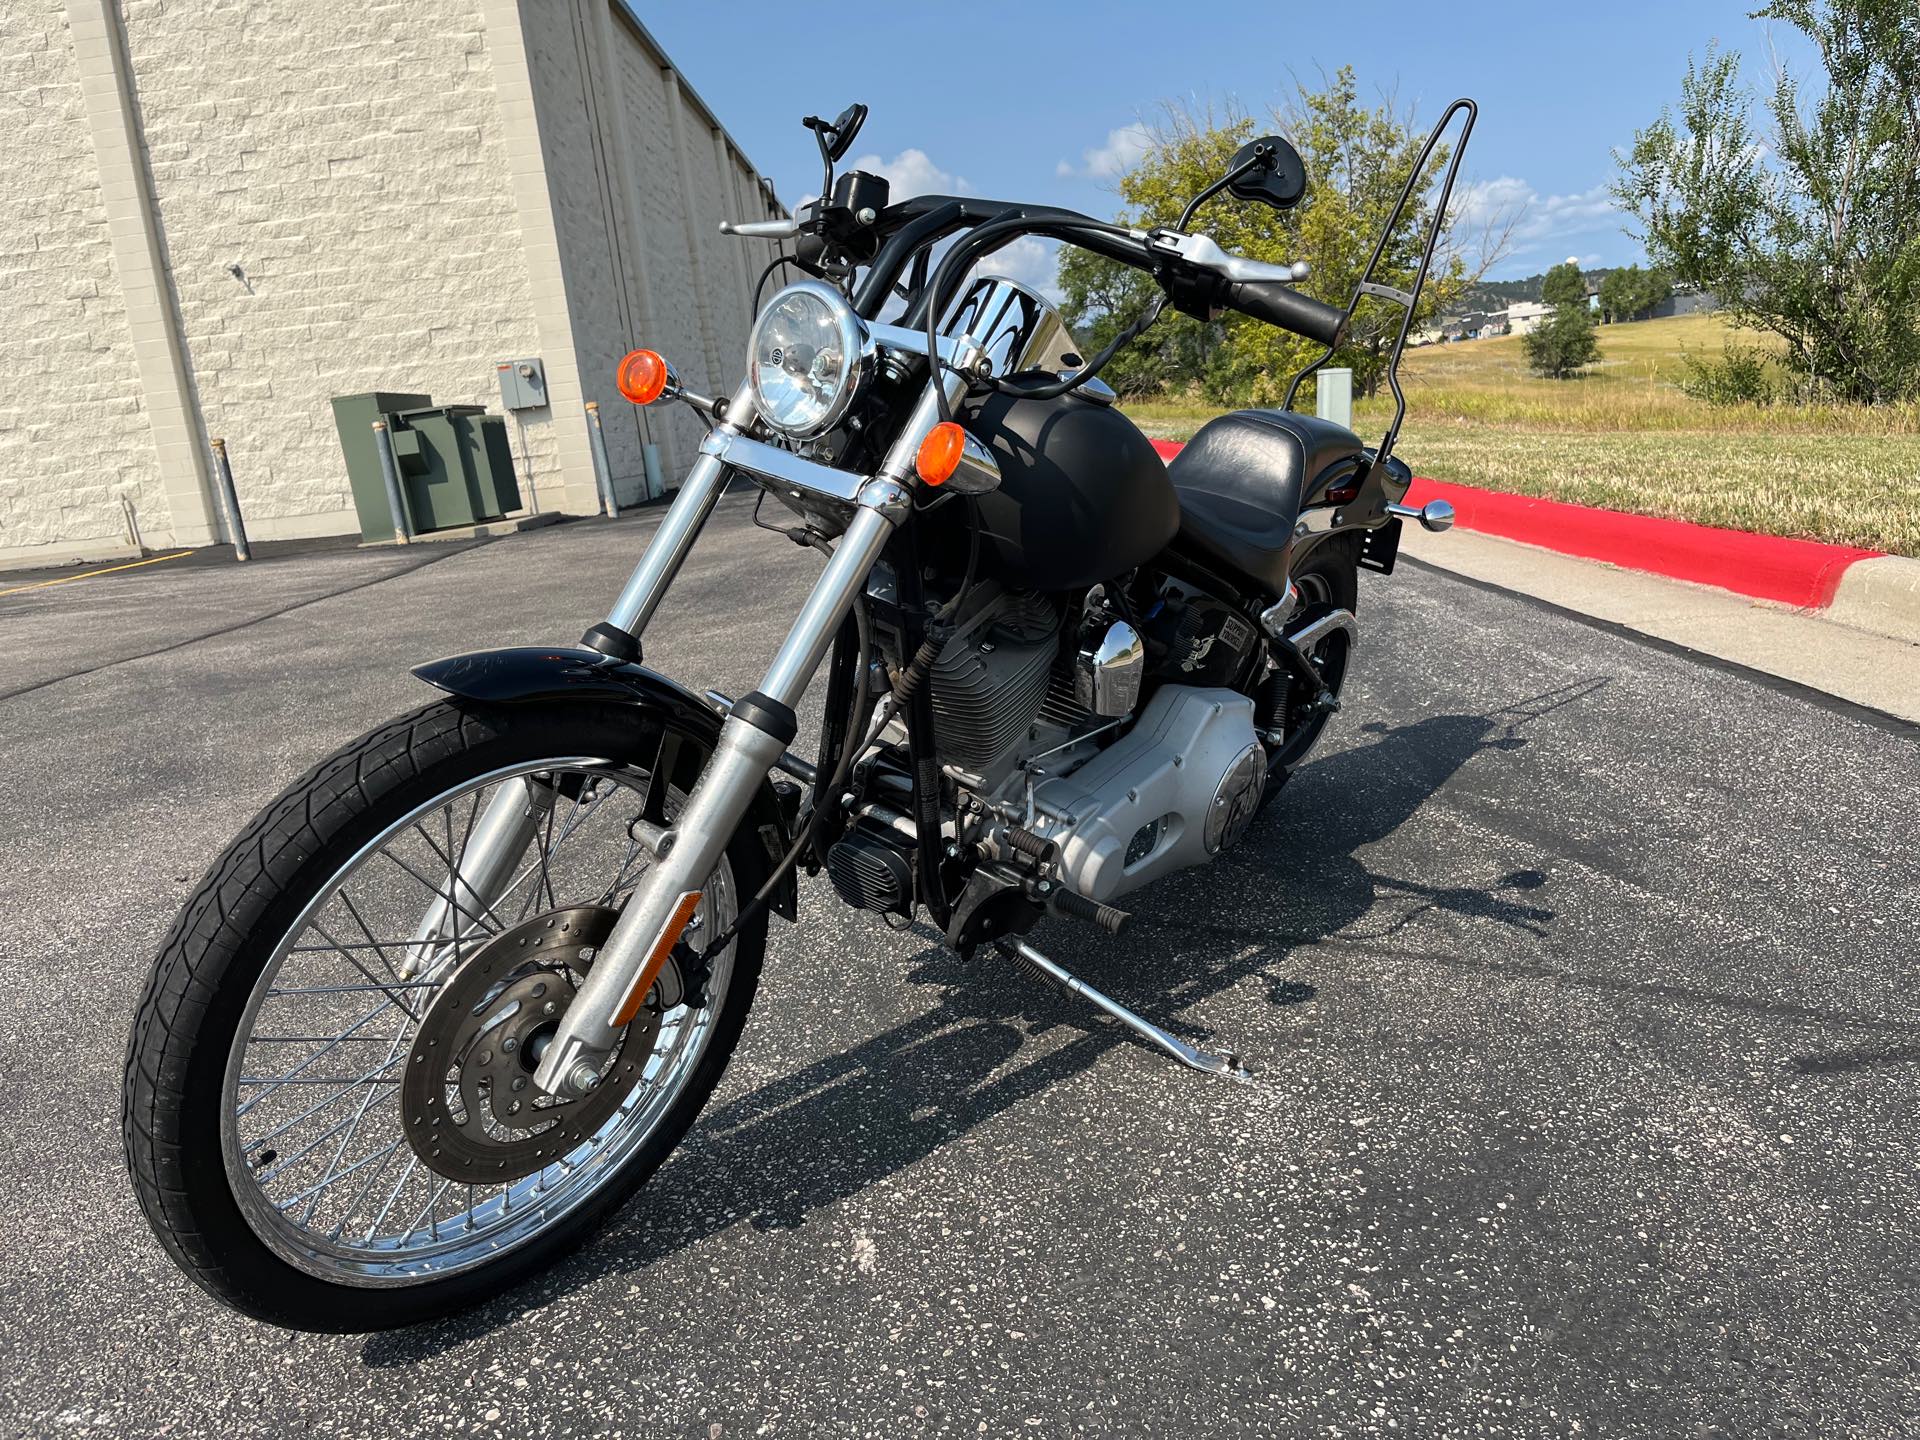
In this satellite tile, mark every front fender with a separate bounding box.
[412,645,800,922]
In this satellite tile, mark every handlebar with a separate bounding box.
[1219,278,1349,348]
[759,191,1350,351]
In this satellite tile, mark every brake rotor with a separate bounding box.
[402,904,671,1185]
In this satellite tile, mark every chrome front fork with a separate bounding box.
[532,476,909,1095]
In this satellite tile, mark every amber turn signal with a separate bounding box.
[915,421,968,485]
[615,349,669,405]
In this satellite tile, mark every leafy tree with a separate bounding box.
[1597,263,1672,322]
[1612,0,1920,402]
[1523,300,1601,378]
[1540,261,1588,308]
[1058,71,1506,406]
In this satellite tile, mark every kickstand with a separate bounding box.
[994,938,1252,1083]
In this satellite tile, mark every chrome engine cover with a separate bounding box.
[1027,686,1265,902]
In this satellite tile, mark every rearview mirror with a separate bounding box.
[824,103,868,162]
[1227,135,1307,211]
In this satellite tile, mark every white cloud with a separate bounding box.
[1061,123,1154,181]
[1453,176,1622,249]
[846,148,971,200]
[972,235,1063,303]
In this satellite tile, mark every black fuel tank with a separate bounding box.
[960,389,1179,591]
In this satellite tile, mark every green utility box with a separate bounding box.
[330,393,524,541]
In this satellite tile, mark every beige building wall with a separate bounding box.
[0,0,170,565]
[0,0,781,568]
[528,3,781,500]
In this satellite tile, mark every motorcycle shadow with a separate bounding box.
[362,681,1594,1364]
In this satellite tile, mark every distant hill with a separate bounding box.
[1454,267,1618,318]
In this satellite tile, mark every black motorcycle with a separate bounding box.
[124,98,1475,1330]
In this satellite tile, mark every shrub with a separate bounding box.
[1678,342,1778,405]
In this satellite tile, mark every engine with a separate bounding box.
[926,586,1267,905]
[827,577,1270,931]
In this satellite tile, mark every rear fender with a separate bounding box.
[412,646,800,922]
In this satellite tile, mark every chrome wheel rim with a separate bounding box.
[218,758,736,1286]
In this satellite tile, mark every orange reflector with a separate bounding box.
[615,349,669,405]
[611,890,703,1026]
[915,421,967,485]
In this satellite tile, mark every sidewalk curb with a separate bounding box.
[1398,478,1878,607]
[1146,438,1918,639]
[1828,555,1920,646]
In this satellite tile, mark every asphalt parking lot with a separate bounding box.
[3,498,1918,1438]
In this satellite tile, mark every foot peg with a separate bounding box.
[995,938,1251,1082]
[1048,886,1131,935]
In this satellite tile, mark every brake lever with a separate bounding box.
[1144,229,1309,284]
[719,217,802,239]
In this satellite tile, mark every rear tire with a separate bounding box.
[122,699,769,1332]
[1258,534,1359,784]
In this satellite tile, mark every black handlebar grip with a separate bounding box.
[1222,279,1350,348]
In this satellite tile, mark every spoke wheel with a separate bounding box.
[124,700,770,1330]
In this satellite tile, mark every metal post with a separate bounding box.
[370,420,411,545]
[207,438,251,562]
[1315,367,1353,429]
[584,401,619,518]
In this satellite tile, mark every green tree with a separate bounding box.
[1523,301,1601,378]
[1597,264,1673,323]
[1540,261,1588,308]
[1058,71,1500,406]
[1612,0,1920,402]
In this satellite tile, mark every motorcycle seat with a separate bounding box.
[1168,409,1365,593]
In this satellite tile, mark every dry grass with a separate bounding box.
[1125,312,1920,555]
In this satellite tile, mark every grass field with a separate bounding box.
[1125,313,1920,556]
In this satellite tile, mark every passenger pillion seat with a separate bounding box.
[1167,410,1365,593]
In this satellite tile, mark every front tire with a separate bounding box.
[122,699,768,1332]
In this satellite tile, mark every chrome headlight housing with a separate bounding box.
[748,279,871,437]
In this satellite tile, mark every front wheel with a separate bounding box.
[122,699,768,1331]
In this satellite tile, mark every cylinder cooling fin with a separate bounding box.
[927,590,1060,770]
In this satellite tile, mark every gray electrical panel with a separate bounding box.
[495,357,548,411]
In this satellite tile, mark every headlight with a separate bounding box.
[748,280,870,437]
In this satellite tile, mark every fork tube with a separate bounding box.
[602,378,754,639]
[534,483,910,1096]
[397,776,555,979]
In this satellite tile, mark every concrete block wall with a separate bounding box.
[0,0,165,566]
[117,0,550,541]
[0,0,782,568]
[536,2,783,500]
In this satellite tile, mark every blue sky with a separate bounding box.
[639,1,1814,286]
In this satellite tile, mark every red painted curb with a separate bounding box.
[1147,439,1879,608]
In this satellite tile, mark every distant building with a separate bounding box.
[1649,287,1719,320]
[1505,301,1553,335]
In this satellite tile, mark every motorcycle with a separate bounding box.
[123,97,1475,1330]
